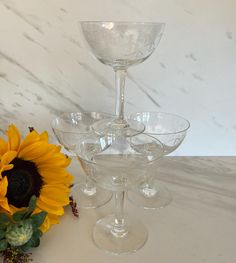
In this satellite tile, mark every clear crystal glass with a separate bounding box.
[76,132,164,254]
[51,112,113,209]
[80,21,165,136]
[128,112,190,209]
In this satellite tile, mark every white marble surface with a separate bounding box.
[0,0,236,155]
[29,157,236,263]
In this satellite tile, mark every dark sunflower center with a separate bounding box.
[2,158,43,208]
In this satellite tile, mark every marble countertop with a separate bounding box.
[32,157,236,263]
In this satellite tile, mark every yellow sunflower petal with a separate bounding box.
[6,125,21,151]
[8,205,22,214]
[39,195,67,208]
[19,130,40,151]
[40,213,60,233]
[0,138,7,156]
[47,213,60,224]
[0,164,14,177]
[39,131,49,142]
[36,199,65,216]
[18,141,57,161]
[38,167,72,174]
[0,176,8,196]
[43,175,73,186]
[0,198,10,212]
[39,185,70,206]
[1,151,17,166]
[38,168,73,185]
[37,154,71,168]
[0,151,16,177]
[30,144,60,164]
[40,215,50,233]
[0,177,10,212]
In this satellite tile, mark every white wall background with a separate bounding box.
[0,0,236,156]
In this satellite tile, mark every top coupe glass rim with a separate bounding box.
[79,21,165,26]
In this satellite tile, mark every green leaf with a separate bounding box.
[29,236,40,248]
[12,210,28,222]
[0,229,6,240]
[34,229,42,239]
[0,224,8,230]
[0,214,10,224]
[28,196,37,214]
[30,230,41,248]
[20,240,32,252]
[23,196,37,219]
[37,229,43,238]
[20,230,41,251]
[31,211,47,228]
[0,239,8,251]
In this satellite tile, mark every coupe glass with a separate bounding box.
[51,112,113,209]
[76,132,164,254]
[80,21,165,136]
[128,112,190,209]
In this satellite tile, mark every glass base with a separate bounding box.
[92,117,145,137]
[127,180,172,209]
[93,214,148,255]
[71,183,112,209]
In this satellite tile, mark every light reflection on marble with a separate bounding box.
[156,157,236,218]
[32,157,236,263]
[0,0,236,155]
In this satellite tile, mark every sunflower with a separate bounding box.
[0,125,73,232]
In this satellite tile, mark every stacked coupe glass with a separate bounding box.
[52,22,190,255]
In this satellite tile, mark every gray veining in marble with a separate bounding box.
[159,62,166,69]
[128,73,161,108]
[185,52,197,62]
[23,33,50,52]
[226,31,233,40]
[1,1,43,34]
[192,73,204,82]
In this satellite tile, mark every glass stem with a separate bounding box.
[112,191,127,237]
[115,69,127,125]
[141,173,151,188]
[84,174,95,190]
[77,157,96,195]
[84,172,97,196]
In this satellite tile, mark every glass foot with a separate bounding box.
[127,180,172,209]
[71,183,112,209]
[93,214,148,255]
[92,117,145,137]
